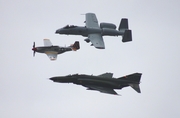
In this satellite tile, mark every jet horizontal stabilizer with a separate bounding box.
[129,84,141,93]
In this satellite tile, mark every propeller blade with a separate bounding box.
[33,42,35,48]
[32,42,36,57]
[33,51,35,57]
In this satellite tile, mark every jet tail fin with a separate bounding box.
[118,73,142,93]
[119,73,142,82]
[122,30,132,42]
[70,41,80,51]
[119,18,129,31]
[118,19,132,42]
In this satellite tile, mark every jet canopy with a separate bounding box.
[63,25,77,29]
[65,74,78,77]
[65,74,72,77]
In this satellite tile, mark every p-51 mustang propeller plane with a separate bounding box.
[55,13,132,49]
[32,39,80,60]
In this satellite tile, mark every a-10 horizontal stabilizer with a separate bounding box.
[122,30,132,42]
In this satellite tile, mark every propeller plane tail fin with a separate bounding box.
[70,41,80,51]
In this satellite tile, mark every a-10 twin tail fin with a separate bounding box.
[119,19,132,42]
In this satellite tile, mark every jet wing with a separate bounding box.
[86,85,118,95]
[45,51,58,60]
[44,39,52,46]
[98,73,113,78]
[88,34,105,49]
[85,13,105,49]
[85,13,100,28]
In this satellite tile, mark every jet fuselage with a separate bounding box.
[55,25,124,37]
[50,74,137,89]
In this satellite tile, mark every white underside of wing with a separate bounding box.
[45,51,58,60]
[44,39,52,46]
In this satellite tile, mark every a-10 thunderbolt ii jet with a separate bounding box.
[49,73,142,95]
[32,39,80,60]
[55,13,132,49]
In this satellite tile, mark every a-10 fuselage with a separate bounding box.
[55,25,124,37]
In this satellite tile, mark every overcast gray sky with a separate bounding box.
[1,0,180,118]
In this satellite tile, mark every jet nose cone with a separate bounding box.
[49,77,55,81]
[49,77,58,82]
[55,29,60,34]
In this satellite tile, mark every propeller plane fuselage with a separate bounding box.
[32,39,80,60]
[32,46,72,54]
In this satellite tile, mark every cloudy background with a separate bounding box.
[1,0,180,118]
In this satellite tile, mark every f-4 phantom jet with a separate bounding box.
[49,73,142,95]
[55,13,132,49]
[32,39,80,60]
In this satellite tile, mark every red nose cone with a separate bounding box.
[32,47,37,51]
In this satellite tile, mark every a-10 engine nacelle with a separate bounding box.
[101,28,120,36]
[100,23,117,29]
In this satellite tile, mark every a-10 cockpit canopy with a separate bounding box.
[63,25,77,29]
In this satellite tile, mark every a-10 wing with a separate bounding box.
[88,34,105,49]
[85,13,100,28]
[85,13,105,49]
